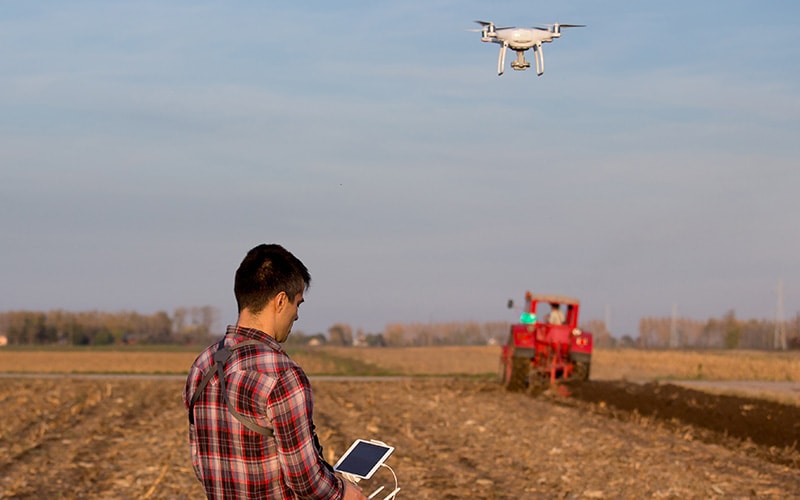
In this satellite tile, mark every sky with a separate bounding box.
[2,1,799,338]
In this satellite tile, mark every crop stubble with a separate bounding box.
[0,376,798,499]
[1,347,798,498]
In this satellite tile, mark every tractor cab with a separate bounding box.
[517,292,579,327]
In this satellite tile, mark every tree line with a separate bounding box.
[297,321,512,348]
[0,307,218,346]
[1,307,797,350]
[634,310,800,350]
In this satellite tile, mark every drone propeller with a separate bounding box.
[474,20,515,30]
[533,23,585,36]
[535,23,586,30]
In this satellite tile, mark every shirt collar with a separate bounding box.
[225,324,284,353]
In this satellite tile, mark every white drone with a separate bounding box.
[472,21,585,76]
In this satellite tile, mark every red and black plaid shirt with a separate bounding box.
[184,325,344,499]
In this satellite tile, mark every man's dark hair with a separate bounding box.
[234,244,311,314]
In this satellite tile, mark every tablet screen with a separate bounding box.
[333,440,394,479]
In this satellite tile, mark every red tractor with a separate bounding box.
[500,292,593,391]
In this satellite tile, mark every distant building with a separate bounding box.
[353,333,367,348]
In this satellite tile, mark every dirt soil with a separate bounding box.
[0,377,798,499]
[565,380,800,463]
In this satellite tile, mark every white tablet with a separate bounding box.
[333,439,394,480]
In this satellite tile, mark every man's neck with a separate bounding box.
[236,309,277,340]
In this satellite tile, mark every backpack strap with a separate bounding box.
[188,338,228,423]
[188,338,275,437]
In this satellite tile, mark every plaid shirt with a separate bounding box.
[184,325,344,499]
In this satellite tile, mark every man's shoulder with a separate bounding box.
[188,342,217,373]
[232,342,306,378]
[185,337,308,388]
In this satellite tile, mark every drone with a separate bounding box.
[472,21,585,76]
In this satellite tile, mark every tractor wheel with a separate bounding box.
[504,357,530,392]
[572,361,591,381]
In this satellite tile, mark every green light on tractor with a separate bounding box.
[520,312,537,324]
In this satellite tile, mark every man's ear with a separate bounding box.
[274,291,289,312]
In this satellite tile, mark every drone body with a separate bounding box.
[473,21,584,76]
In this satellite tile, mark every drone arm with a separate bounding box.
[497,42,507,76]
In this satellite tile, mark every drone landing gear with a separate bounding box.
[532,43,544,76]
[497,46,544,76]
[510,51,531,71]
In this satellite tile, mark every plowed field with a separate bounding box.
[1,375,798,499]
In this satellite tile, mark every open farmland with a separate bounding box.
[0,347,798,498]
[3,346,798,382]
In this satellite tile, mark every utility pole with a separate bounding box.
[774,279,787,350]
[670,303,679,349]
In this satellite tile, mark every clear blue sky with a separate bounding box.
[2,1,799,337]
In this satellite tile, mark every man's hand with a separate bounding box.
[342,481,368,500]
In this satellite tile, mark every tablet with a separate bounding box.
[333,439,394,480]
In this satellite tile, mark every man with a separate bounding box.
[184,244,366,499]
[547,303,565,325]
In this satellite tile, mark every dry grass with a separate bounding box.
[0,349,345,375]
[323,346,800,382]
[321,345,501,375]
[0,346,797,382]
[591,349,800,382]
[0,351,199,374]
